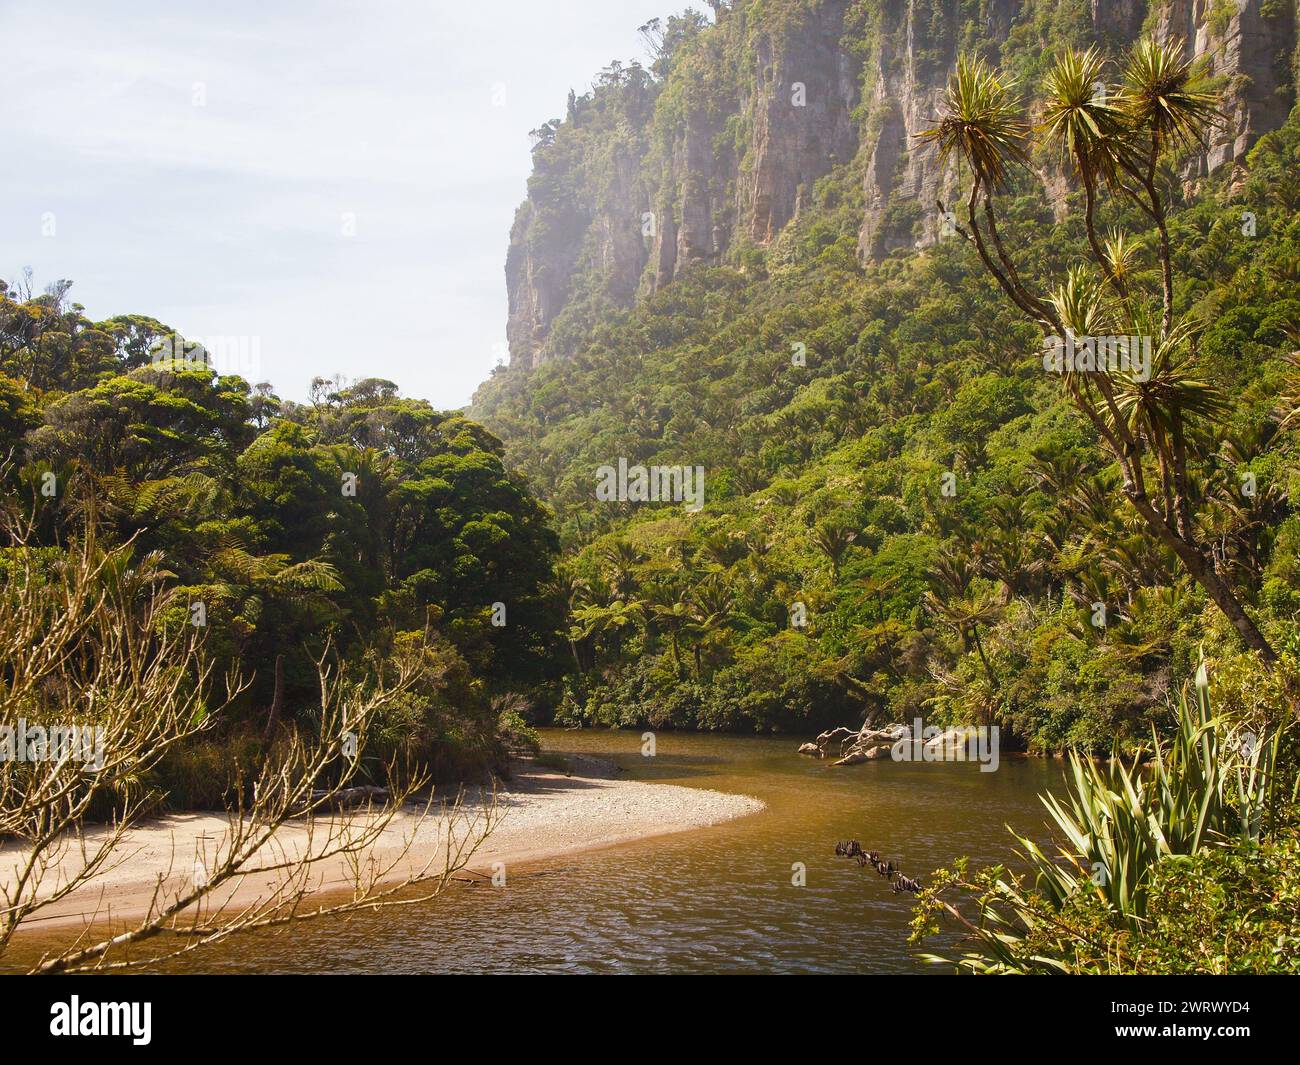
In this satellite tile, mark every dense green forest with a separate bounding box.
[0,283,566,797]
[463,1,1300,970]
[6,1,1297,777]
[472,2,1300,756]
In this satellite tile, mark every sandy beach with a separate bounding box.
[3,754,763,936]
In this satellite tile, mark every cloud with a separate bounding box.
[0,0,652,406]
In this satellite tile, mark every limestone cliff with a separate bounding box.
[1155,0,1297,176]
[504,0,1298,370]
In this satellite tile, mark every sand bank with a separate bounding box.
[3,754,763,935]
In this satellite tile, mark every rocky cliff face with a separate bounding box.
[647,2,861,290]
[1156,0,1297,176]
[505,0,1297,370]
[737,2,862,244]
[856,0,983,260]
[504,200,574,366]
[647,58,731,291]
[855,0,1297,259]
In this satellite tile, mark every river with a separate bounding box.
[82,728,1061,974]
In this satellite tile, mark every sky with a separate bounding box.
[0,0,669,408]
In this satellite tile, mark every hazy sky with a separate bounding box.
[0,0,670,408]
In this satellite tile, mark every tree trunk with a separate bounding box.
[1083,177,1128,300]
[970,626,999,687]
[264,653,285,737]
[1175,542,1277,663]
[1124,487,1277,662]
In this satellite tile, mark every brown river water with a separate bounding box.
[11,729,1063,974]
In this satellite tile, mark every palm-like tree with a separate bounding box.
[643,583,696,678]
[568,598,643,666]
[207,542,343,645]
[1102,228,1144,302]
[696,529,746,569]
[1096,530,1175,594]
[1045,270,1217,530]
[1041,47,1130,292]
[1121,38,1218,331]
[918,55,1043,325]
[1031,447,1092,497]
[1276,350,1300,433]
[548,562,591,612]
[916,37,1274,662]
[924,555,1002,687]
[858,572,900,621]
[106,470,222,524]
[1205,429,1288,585]
[206,539,343,734]
[920,54,1029,191]
[811,519,857,579]
[973,496,1046,601]
[548,563,591,671]
[1046,266,1111,400]
[599,539,644,601]
[688,573,734,677]
[1122,36,1220,152]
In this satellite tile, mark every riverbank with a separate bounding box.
[3,753,764,935]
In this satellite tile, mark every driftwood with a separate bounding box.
[309,785,390,810]
[799,723,909,766]
[801,724,988,766]
[833,840,921,894]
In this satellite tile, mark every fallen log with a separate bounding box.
[796,727,855,758]
[309,785,390,810]
[798,722,909,765]
[833,840,921,893]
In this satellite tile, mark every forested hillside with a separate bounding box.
[471,0,1300,750]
